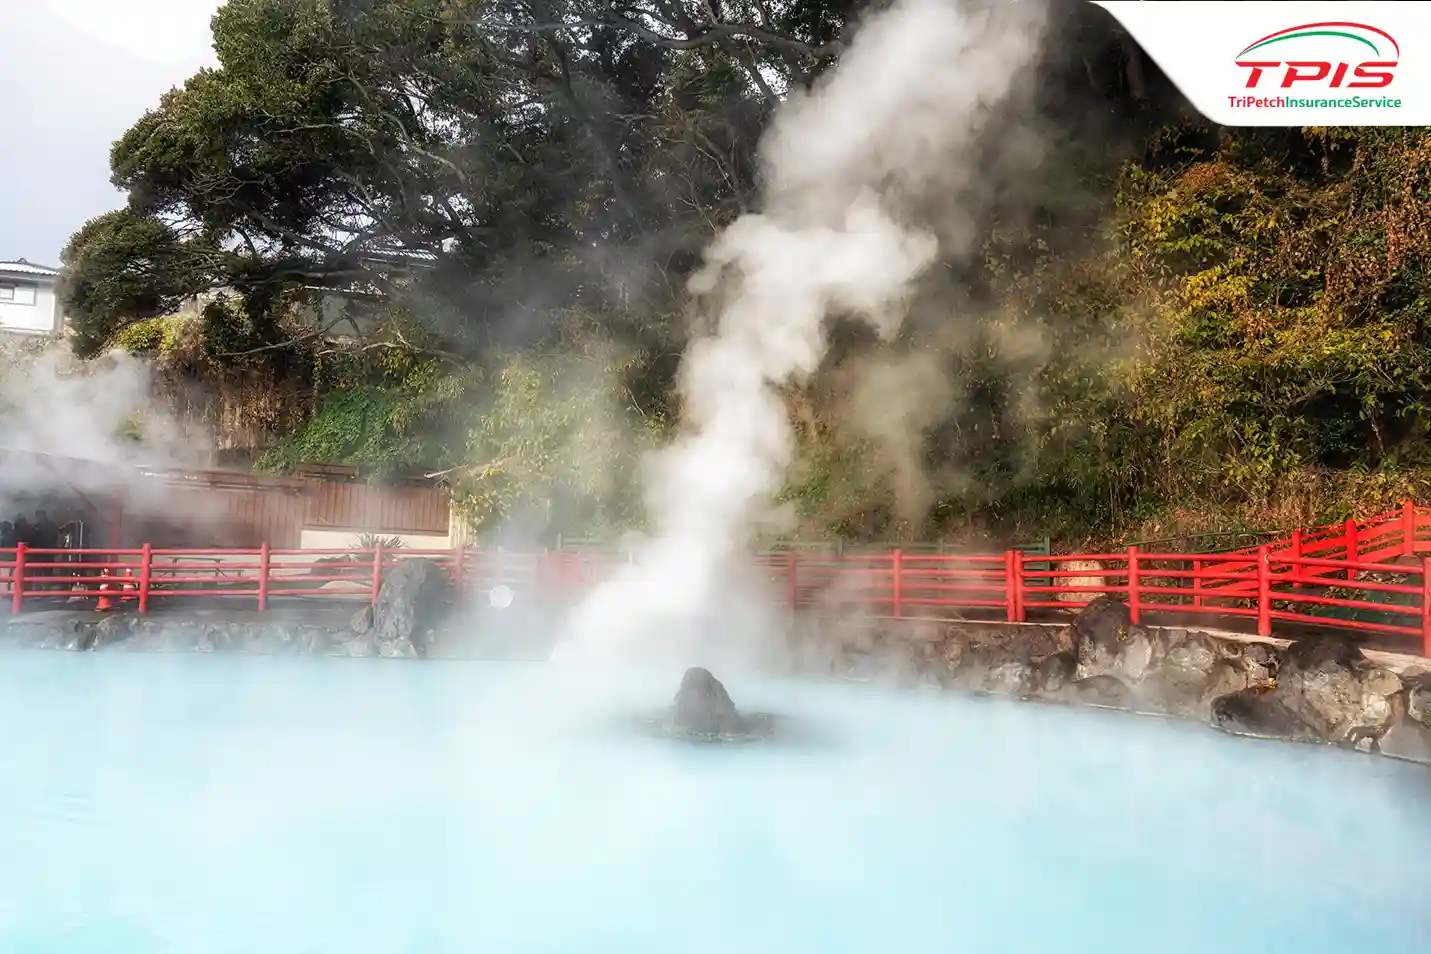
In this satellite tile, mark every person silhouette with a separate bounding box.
[33,511,62,591]
[34,510,58,549]
[0,521,11,595]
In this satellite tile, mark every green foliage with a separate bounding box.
[59,210,214,358]
[111,315,187,354]
[254,354,474,478]
[1117,126,1431,504]
[256,388,406,474]
[448,347,668,537]
[764,123,1431,545]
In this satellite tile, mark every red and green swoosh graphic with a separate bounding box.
[1236,22,1400,60]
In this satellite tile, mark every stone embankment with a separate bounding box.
[785,596,1431,764]
[3,559,1429,766]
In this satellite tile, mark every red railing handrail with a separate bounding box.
[1228,500,1431,556]
[2,538,1430,656]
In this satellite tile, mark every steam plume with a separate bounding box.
[0,341,208,509]
[557,0,1050,667]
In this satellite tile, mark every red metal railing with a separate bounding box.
[3,537,1431,655]
[0,545,462,615]
[1196,500,1431,598]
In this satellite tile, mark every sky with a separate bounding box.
[0,0,221,267]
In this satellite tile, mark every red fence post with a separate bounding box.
[1404,500,1416,557]
[1127,546,1141,624]
[11,543,25,615]
[1192,558,1203,609]
[890,550,903,618]
[1288,528,1304,595]
[1003,550,1016,621]
[1011,549,1026,622]
[137,544,152,614]
[1256,545,1272,638]
[1422,554,1431,658]
[257,543,270,612]
[371,541,384,607]
[786,550,798,610]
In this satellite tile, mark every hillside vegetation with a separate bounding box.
[55,0,1431,547]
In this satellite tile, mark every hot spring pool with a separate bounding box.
[1,651,1428,953]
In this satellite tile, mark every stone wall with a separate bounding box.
[782,598,1431,764]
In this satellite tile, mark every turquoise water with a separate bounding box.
[1,651,1428,953]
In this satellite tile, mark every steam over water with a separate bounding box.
[2,653,1428,953]
[557,0,1049,666]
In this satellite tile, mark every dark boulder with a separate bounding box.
[979,660,1038,697]
[349,604,374,635]
[1064,674,1134,708]
[1282,633,1363,670]
[195,626,234,652]
[1210,689,1321,742]
[370,558,451,656]
[9,616,86,651]
[1379,671,1431,763]
[1379,716,1431,763]
[1071,597,1160,684]
[1238,641,1282,685]
[88,614,136,650]
[1136,629,1223,716]
[1400,670,1431,727]
[951,625,1067,697]
[1032,651,1077,696]
[672,667,744,736]
[1273,636,1403,745]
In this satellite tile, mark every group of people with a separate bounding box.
[1,511,66,594]
[0,510,61,551]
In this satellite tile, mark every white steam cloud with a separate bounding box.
[556,0,1050,669]
[0,341,208,509]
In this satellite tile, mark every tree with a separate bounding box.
[59,209,223,358]
[61,0,857,361]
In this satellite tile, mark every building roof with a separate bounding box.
[361,237,439,264]
[0,259,61,277]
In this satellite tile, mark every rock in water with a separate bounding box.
[1273,636,1403,745]
[673,667,744,736]
[1210,689,1321,743]
[370,558,450,656]
[1064,674,1133,708]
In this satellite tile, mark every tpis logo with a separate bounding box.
[1235,21,1398,89]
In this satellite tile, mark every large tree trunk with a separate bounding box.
[1122,37,1148,109]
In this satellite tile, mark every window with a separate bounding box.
[0,283,36,305]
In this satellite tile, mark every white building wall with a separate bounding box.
[299,528,452,551]
[0,279,60,333]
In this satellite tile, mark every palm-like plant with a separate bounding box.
[353,533,406,552]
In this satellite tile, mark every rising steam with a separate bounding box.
[0,340,208,508]
[556,0,1050,668]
